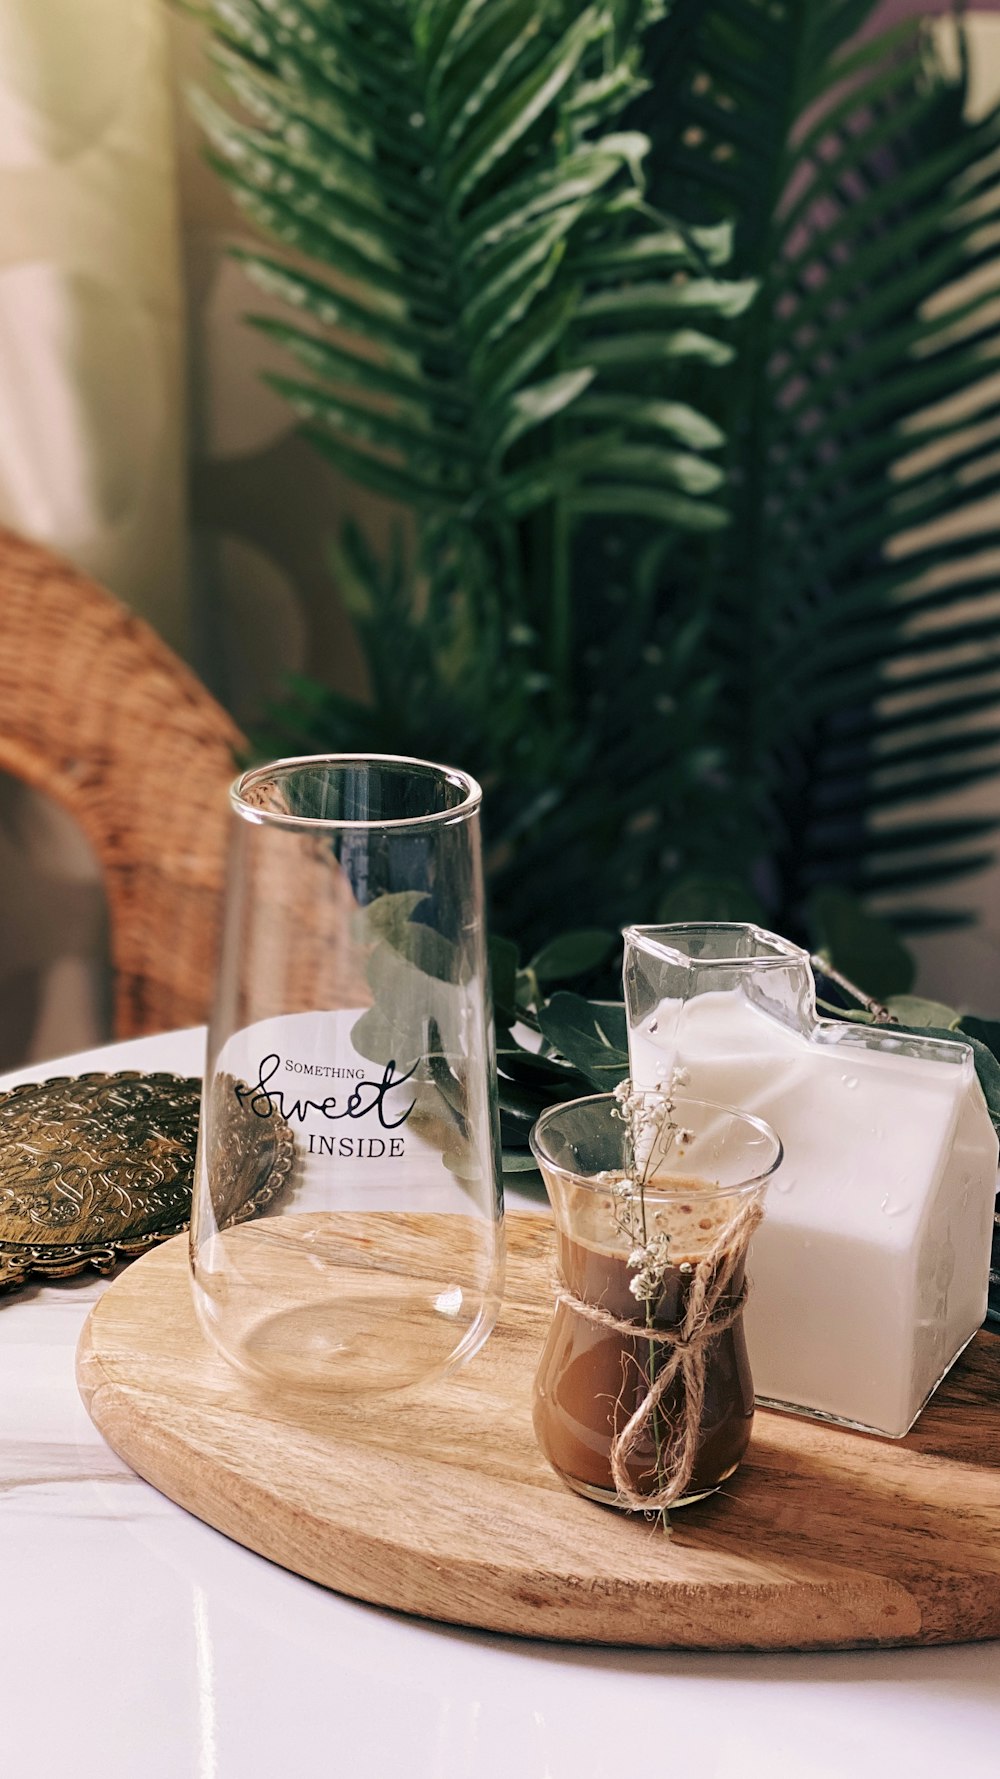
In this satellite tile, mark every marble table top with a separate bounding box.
[1,1028,997,1778]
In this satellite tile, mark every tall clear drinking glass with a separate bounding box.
[190,755,504,1394]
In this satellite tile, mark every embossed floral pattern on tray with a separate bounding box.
[0,1072,295,1291]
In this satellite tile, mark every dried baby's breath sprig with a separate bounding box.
[610,1066,695,1530]
[628,1231,672,1302]
[612,1065,691,1238]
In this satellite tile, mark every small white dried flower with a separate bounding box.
[671,1065,690,1089]
[625,1228,672,1302]
[648,1232,672,1271]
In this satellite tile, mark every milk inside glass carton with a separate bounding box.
[624,923,999,1437]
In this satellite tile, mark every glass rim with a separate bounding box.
[623,921,807,971]
[529,1090,783,1198]
[230,753,483,832]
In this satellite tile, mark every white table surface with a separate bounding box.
[1,1028,997,1778]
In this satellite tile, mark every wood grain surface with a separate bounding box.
[77,1212,1000,1650]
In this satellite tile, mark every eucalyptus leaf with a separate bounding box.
[535,992,629,1089]
[959,1016,1000,1062]
[529,928,617,982]
[358,938,465,1070]
[442,1149,484,1181]
[886,996,962,1031]
[497,1047,590,1089]
[501,1151,544,1173]
[374,908,461,985]
[357,891,429,947]
[425,1026,468,1127]
[892,1026,1000,1127]
[499,1102,541,1146]
[349,1004,411,1070]
[488,934,519,1025]
[497,1075,553,1119]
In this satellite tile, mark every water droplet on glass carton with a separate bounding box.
[879,1194,910,1218]
[841,1074,859,1090]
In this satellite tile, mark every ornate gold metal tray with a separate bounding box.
[0,1072,295,1291]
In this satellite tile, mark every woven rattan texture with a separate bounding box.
[0,528,242,1037]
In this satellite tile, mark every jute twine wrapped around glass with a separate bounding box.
[531,1087,782,1524]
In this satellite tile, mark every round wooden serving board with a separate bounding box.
[77,1213,1000,1651]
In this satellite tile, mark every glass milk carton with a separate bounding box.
[624,923,998,1437]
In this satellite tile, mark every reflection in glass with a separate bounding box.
[190,755,504,1394]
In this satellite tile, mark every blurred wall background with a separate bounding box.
[0,0,187,1064]
[0,0,999,1063]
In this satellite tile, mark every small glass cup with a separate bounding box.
[530,1093,782,1511]
[190,754,505,1395]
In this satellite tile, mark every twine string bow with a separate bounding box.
[557,1193,764,1512]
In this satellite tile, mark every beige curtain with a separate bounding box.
[0,0,376,1065]
[0,0,187,1065]
[171,8,374,730]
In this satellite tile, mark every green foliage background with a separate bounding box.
[198,0,1000,953]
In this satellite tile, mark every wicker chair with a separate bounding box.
[0,528,243,1037]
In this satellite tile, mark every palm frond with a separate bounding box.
[636,1,1000,928]
[200,0,1000,950]
[200,0,742,573]
[201,0,752,939]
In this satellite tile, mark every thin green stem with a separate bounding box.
[550,489,571,724]
[639,1098,670,1532]
[548,105,573,725]
[645,1299,671,1535]
[810,955,897,1025]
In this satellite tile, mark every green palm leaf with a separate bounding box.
[633,1,1000,932]
[199,0,1000,952]
[201,0,740,542]
[200,0,750,940]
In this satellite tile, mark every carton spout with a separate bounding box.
[623,922,815,1086]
